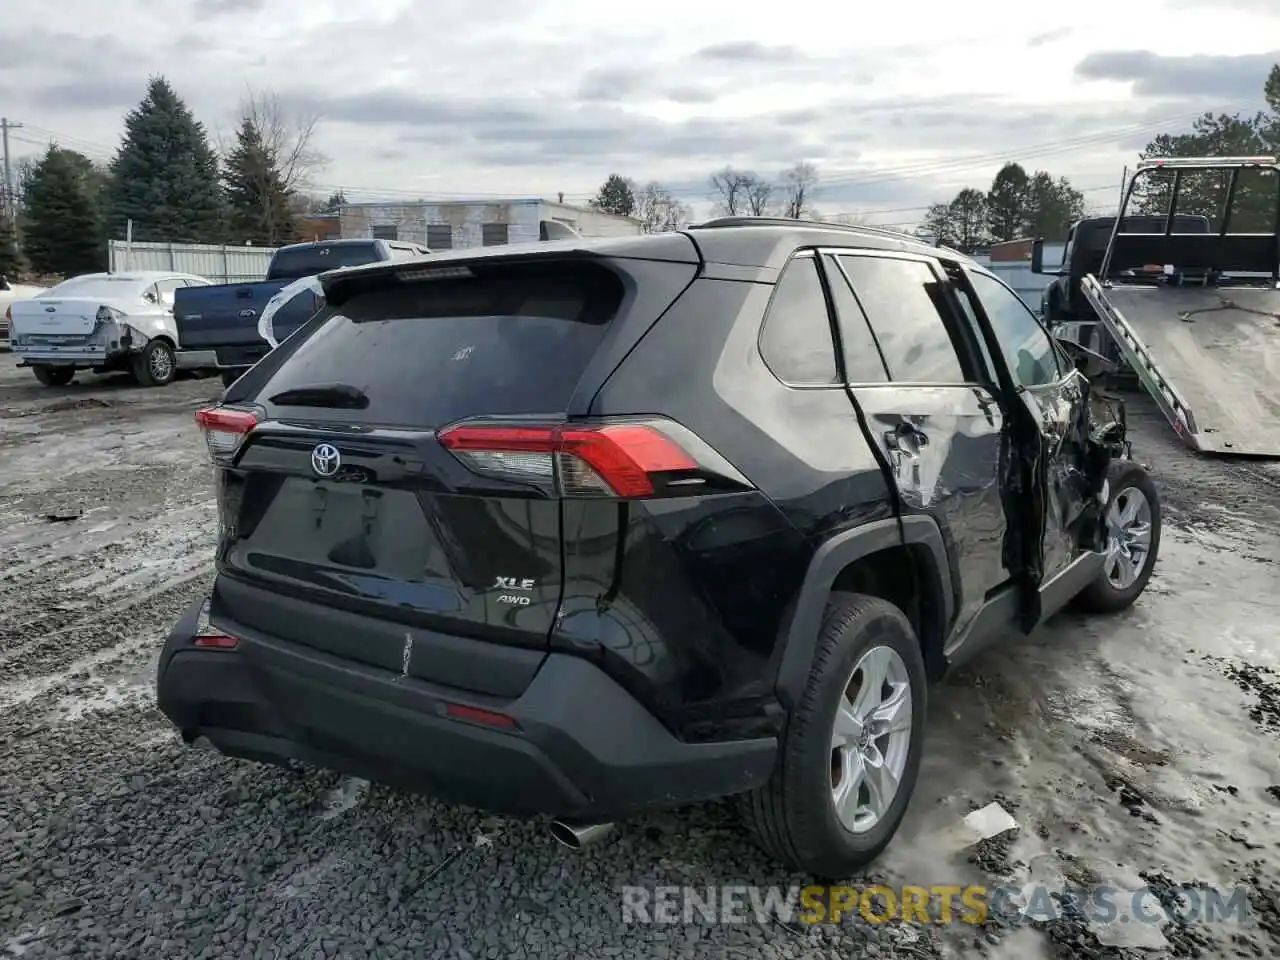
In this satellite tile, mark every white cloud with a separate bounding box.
[2,0,1277,227]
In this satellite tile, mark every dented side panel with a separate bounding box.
[846,383,1016,638]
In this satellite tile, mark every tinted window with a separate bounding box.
[968,271,1061,387]
[482,223,509,246]
[822,256,888,382]
[837,256,966,383]
[255,262,624,426]
[758,256,840,385]
[268,244,383,281]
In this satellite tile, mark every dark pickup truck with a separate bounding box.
[174,238,430,385]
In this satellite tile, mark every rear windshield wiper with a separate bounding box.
[267,383,370,408]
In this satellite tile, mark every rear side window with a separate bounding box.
[268,244,381,280]
[758,255,840,386]
[255,261,624,426]
[836,255,966,383]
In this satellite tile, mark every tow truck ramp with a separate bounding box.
[1082,277,1280,456]
[1078,155,1280,458]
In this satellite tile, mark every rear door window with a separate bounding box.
[255,261,625,426]
[835,255,968,383]
[821,255,889,383]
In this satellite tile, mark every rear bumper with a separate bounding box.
[175,343,269,371]
[155,596,777,819]
[175,349,220,369]
[12,344,116,367]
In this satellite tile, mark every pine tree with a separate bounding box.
[1023,172,1085,242]
[20,146,106,277]
[592,174,636,217]
[107,75,226,244]
[986,163,1030,242]
[222,117,296,245]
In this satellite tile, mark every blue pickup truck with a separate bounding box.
[174,238,430,386]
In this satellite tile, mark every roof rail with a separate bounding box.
[687,215,924,243]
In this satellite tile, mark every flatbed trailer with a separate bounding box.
[1075,156,1280,457]
[1082,278,1280,455]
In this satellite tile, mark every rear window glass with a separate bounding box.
[47,276,143,298]
[255,262,624,426]
[268,244,382,280]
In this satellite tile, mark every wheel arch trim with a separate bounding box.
[774,515,953,710]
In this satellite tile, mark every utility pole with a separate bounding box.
[1,117,22,220]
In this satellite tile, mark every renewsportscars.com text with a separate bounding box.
[620,884,1251,927]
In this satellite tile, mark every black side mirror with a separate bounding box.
[1030,239,1044,275]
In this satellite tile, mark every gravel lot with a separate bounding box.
[1,360,1278,960]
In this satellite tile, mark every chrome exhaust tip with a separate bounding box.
[548,820,614,849]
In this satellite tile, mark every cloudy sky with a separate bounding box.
[3,0,1277,228]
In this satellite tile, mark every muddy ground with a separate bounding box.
[0,360,1277,960]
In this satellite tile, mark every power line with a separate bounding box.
[824,181,1125,220]
[812,104,1255,189]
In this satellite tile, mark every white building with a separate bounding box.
[339,198,642,250]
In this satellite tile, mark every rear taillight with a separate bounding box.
[192,634,240,649]
[438,420,706,498]
[195,406,260,464]
[444,702,519,729]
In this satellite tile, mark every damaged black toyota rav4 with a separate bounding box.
[157,219,1160,878]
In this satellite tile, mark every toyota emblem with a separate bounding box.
[311,443,341,477]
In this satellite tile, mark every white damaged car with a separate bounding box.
[8,271,212,387]
[1,276,48,350]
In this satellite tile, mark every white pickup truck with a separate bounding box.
[8,270,212,386]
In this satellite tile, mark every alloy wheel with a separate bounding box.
[830,645,913,834]
[1104,486,1153,589]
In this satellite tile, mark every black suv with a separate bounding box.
[157,219,1162,878]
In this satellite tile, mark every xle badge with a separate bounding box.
[400,633,412,677]
[494,575,535,606]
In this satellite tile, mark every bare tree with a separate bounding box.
[709,166,753,216]
[743,173,773,216]
[238,87,328,195]
[634,181,691,233]
[780,161,819,218]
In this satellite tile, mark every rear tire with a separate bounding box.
[32,365,74,387]
[131,340,176,387]
[1074,460,1161,614]
[740,592,927,879]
